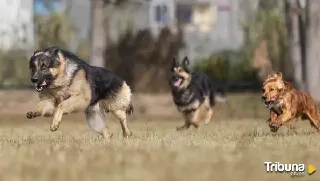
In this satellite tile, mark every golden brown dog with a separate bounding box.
[262,72,320,133]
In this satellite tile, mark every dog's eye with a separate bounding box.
[262,89,265,93]
[270,88,274,91]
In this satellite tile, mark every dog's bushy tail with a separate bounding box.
[215,91,227,103]
[126,102,134,115]
[214,81,228,103]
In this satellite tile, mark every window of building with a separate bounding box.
[176,4,193,24]
[155,4,169,24]
[193,3,216,31]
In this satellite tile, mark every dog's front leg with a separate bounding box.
[268,111,281,132]
[269,111,292,132]
[26,99,55,119]
[50,95,89,132]
[266,111,277,123]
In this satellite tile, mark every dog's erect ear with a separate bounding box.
[171,57,179,71]
[182,56,190,67]
[284,81,293,90]
[267,73,272,78]
[46,47,59,56]
[45,47,65,64]
[33,50,42,56]
[276,72,283,79]
[276,80,285,90]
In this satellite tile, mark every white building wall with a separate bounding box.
[0,0,34,50]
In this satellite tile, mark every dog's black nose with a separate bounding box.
[262,96,267,101]
[31,78,38,83]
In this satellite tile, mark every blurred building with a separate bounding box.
[0,0,243,61]
[175,0,244,65]
[70,0,244,66]
[69,0,91,42]
[0,0,243,63]
[0,0,34,51]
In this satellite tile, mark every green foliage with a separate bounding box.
[75,40,90,60]
[0,12,77,87]
[193,54,230,81]
[0,51,30,86]
[241,0,288,73]
[195,0,287,82]
[193,50,258,81]
[35,12,75,50]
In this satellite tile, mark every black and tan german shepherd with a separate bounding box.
[169,56,226,130]
[26,47,133,139]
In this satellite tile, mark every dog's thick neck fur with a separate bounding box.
[53,60,79,88]
[172,86,195,105]
[269,80,293,110]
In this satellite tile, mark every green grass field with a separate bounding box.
[0,114,319,181]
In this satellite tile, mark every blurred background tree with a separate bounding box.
[241,0,288,81]
[305,0,320,101]
[1,0,320,99]
[35,12,75,50]
[90,0,128,67]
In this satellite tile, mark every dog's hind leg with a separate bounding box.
[203,96,213,125]
[111,110,132,138]
[204,108,213,125]
[86,104,112,140]
[126,103,134,115]
[305,111,320,133]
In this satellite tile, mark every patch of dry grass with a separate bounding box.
[0,115,318,181]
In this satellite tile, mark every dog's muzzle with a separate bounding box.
[172,77,183,87]
[262,97,276,109]
[31,78,49,92]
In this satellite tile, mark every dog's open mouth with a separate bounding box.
[35,80,48,92]
[173,78,183,87]
[265,101,274,109]
[265,98,276,109]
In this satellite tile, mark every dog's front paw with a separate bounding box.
[26,111,41,119]
[101,133,114,141]
[50,123,60,132]
[269,122,281,132]
[270,126,280,133]
[176,126,184,131]
[123,131,133,138]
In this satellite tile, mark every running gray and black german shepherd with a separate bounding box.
[169,56,226,130]
[26,46,133,139]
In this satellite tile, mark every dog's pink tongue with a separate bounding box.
[41,80,47,86]
[174,79,181,86]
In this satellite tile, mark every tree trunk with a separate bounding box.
[90,0,107,67]
[306,0,320,101]
[285,0,304,90]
